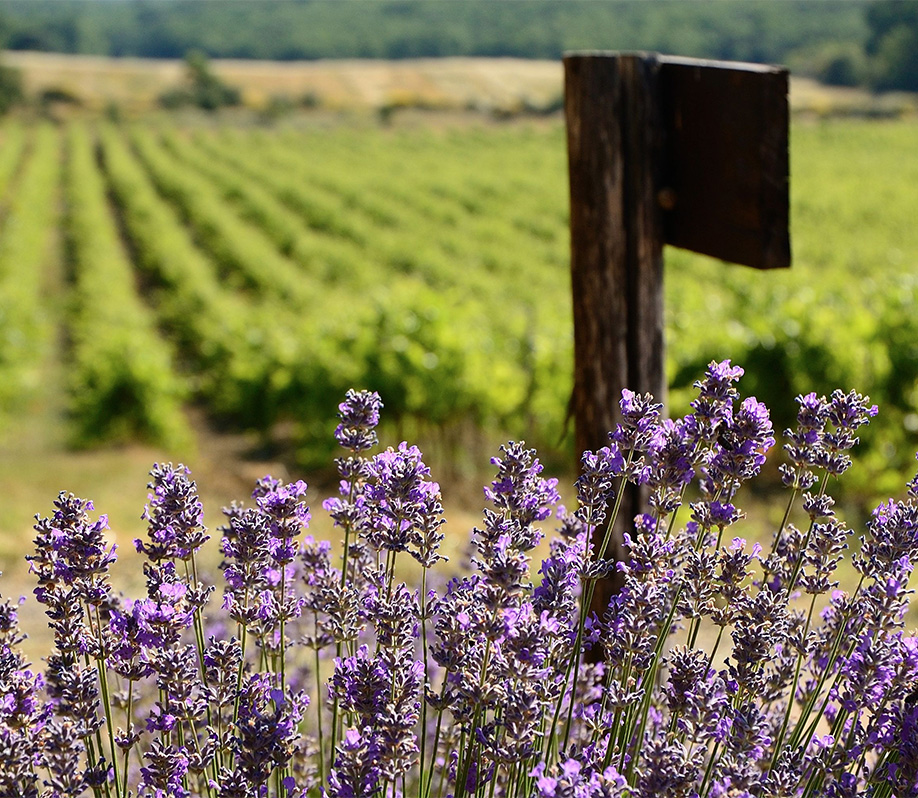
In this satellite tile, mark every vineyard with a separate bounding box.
[1,115,918,501]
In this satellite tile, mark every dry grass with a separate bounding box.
[2,51,564,113]
[5,51,916,118]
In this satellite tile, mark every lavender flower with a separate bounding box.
[326,727,382,798]
[334,389,383,453]
[361,442,442,559]
[233,676,306,790]
[612,389,663,452]
[136,463,208,563]
[574,445,625,529]
[686,359,745,444]
[29,492,116,609]
[642,418,694,513]
[221,507,272,626]
[781,392,830,490]
[664,646,731,742]
[820,389,878,476]
[531,758,630,798]
[705,396,775,492]
[37,718,87,796]
[256,476,310,568]
[139,738,190,797]
[0,375,914,798]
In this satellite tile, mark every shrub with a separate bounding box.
[0,362,916,797]
[0,60,22,115]
[158,50,242,111]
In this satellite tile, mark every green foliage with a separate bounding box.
[0,123,57,418]
[0,61,23,115]
[159,50,241,111]
[0,115,917,505]
[789,41,868,88]
[63,122,190,449]
[668,118,918,500]
[864,0,918,91]
[0,0,868,70]
[97,122,304,430]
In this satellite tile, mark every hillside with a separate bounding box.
[0,0,868,66]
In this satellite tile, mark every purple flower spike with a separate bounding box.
[335,389,383,453]
[854,499,918,581]
[644,418,695,512]
[136,463,208,563]
[362,442,444,560]
[477,442,560,556]
[139,738,190,797]
[485,442,560,528]
[781,392,831,489]
[817,389,878,476]
[326,727,382,798]
[256,477,310,568]
[29,492,116,610]
[575,445,625,528]
[612,389,663,450]
[686,359,745,443]
[706,396,775,494]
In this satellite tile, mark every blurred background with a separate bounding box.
[0,0,917,593]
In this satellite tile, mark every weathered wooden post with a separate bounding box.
[564,52,790,623]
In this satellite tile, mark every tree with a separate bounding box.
[865,0,918,91]
[184,50,241,110]
[159,50,241,111]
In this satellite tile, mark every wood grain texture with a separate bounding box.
[564,53,665,633]
[658,56,790,270]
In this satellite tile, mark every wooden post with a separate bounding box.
[564,51,790,636]
[564,53,665,611]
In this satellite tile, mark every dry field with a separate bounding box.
[4,50,918,117]
[3,51,565,112]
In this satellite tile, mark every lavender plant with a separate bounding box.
[1,365,917,798]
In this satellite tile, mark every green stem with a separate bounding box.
[314,633,326,786]
[90,603,118,798]
[121,681,134,798]
[419,567,430,796]
[698,740,721,795]
[423,693,446,798]
[280,560,288,695]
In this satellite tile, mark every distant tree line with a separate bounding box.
[0,0,916,92]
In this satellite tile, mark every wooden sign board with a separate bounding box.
[563,52,791,651]
[657,56,790,270]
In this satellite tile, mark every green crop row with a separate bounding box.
[190,124,572,415]
[1,115,915,505]
[171,118,918,501]
[154,128,370,291]
[0,120,27,205]
[127,126,325,310]
[97,123,312,430]
[100,124,522,462]
[165,125,570,451]
[0,123,58,419]
[62,122,190,448]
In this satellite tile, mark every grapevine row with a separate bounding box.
[154,128,371,291]
[0,120,27,209]
[98,123,312,430]
[171,125,572,445]
[0,124,59,418]
[63,122,190,448]
[126,126,324,312]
